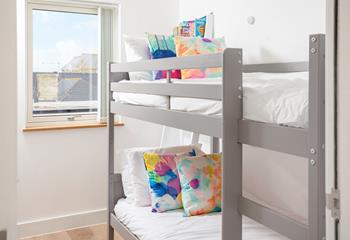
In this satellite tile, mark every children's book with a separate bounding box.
[173,13,215,38]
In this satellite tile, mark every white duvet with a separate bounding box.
[113,72,309,128]
[114,198,290,240]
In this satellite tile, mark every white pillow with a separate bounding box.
[123,35,153,80]
[120,144,205,206]
[119,147,152,204]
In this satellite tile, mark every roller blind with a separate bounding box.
[98,7,117,122]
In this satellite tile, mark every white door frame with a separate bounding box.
[326,0,337,239]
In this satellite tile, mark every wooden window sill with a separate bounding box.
[22,122,124,132]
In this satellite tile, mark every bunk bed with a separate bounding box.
[107,34,325,240]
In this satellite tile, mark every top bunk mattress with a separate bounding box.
[114,198,289,240]
[113,72,308,128]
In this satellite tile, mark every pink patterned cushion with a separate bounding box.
[174,37,225,79]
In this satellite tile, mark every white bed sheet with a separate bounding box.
[114,198,290,240]
[113,80,170,109]
[113,72,308,128]
[171,72,308,128]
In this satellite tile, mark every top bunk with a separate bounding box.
[109,35,324,159]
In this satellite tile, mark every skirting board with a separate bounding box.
[17,209,107,238]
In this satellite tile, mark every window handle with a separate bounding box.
[67,115,83,121]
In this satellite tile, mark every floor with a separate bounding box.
[20,224,124,240]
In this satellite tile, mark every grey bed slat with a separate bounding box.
[111,52,307,73]
[110,213,138,240]
[239,197,308,240]
[112,82,222,100]
[238,120,308,158]
[111,102,309,157]
[111,53,222,72]
[111,102,222,138]
[243,61,308,73]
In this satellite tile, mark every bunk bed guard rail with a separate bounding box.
[107,34,325,240]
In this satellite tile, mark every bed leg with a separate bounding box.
[222,48,243,240]
[108,225,114,240]
[308,34,326,240]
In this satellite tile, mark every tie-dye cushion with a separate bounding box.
[147,33,181,80]
[122,145,204,207]
[175,154,222,216]
[143,149,200,213]
[174,37,225,79]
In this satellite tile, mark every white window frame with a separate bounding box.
[26,0,117,127]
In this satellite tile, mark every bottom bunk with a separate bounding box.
[111,198,291,240]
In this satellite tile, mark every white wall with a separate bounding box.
[0,0,18,239]
[179,0,325,63]
[17,0,179,237]
[338,0,350,238]
[179,0,326,223]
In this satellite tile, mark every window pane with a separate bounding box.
[32,9,98,117]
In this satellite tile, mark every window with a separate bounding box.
[27,1,116,126]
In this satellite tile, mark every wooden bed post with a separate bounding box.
[222,48,243,240]
[308,34,326,240]
[108,62,115,240]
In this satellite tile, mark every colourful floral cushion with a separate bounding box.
[143,149,200,213]
[175,154,222,216]
[147,33,181,80]
[174,37,225,79]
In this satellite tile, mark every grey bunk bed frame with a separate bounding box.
[107,34,325,240]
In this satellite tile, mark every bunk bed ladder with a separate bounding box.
[222,34,326,240]
[222,48,243,240]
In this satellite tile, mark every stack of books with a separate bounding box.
[173,13,214,38]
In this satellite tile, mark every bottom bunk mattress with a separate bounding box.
[113,72,309,128]
[114,198,290,240]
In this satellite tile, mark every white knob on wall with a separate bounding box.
[247,16,255,25]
